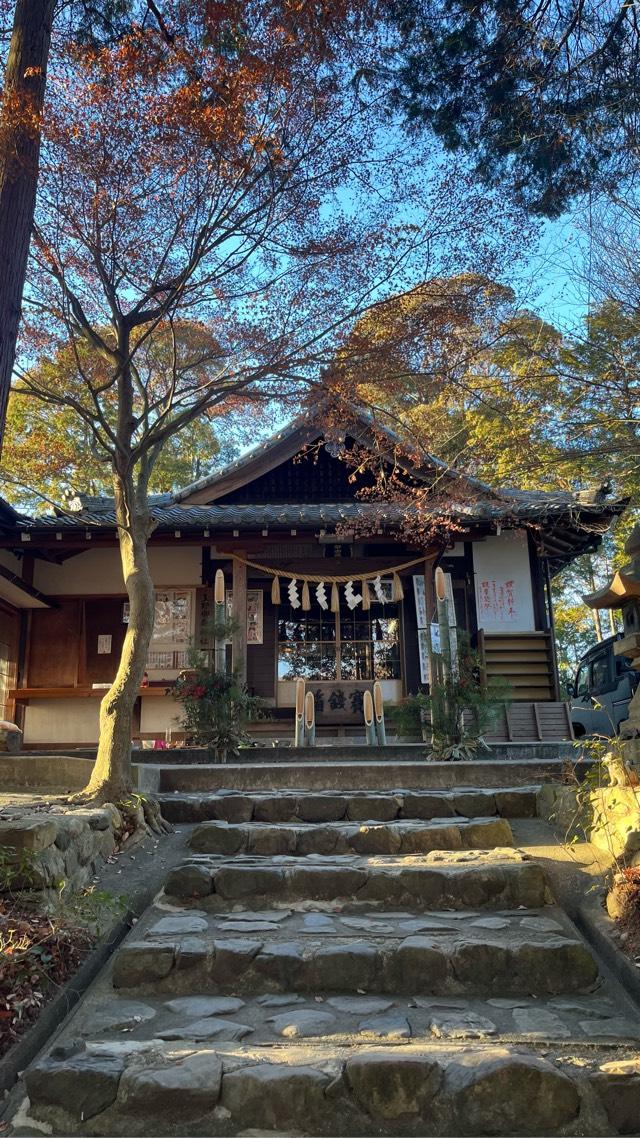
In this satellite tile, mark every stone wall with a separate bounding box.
[0,805,122,893]
[0,755,94,791]
[589,786,640,863]
[537,782,640,864]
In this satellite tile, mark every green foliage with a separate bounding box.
[387,0,640,215]
[2,322,223,510]
[556,720,638,853]
[389,645,510,760]
[50,885,128,938]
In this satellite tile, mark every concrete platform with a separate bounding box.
[144,758,587,794]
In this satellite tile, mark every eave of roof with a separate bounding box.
[170,404,496,506]
[0,496,26,527]
[0,563,53,609]
[21,495,628,533]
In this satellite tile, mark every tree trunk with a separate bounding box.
[0,0,55,452]
[81,489,156,802]
[584,559,604,642]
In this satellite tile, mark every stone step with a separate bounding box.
[24,1037,640,1136]
[145,758,573,794]
[160,786,537,824]
[163,848,547,911]
[189,816,514,857]
[111,901,598,997]
[34,984,640,1048]
[133,741,578,764]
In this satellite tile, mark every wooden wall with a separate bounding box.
[0,601,19,721]
[84,599,127,684]
[28,601,82,687]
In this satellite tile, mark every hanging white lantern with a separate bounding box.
[288,578,301,609]
[344,580,362,610]
[373,575,386,604]
[316,582,329,610]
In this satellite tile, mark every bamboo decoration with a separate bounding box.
[363,689,377,746]
[294,679,305,748]
[392,572,404,602]
[214,569,226,674]
[301,581,311,611]
[271,575,281,604]
[372,680,387,745]
[361,579,370,610]
[435,568,452,674]
[331,582,340,612]
[304,690,316,747]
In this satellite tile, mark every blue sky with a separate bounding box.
[513,214,591,334]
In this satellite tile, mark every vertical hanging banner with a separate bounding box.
[225,588,264,645]
[413,574,458,683]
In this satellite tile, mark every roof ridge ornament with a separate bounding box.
[324,428,346,458]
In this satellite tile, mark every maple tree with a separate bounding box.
[330,273,633,665]
[336,271,640,498]
[333,273,567,485]
[7,2,514,806]
[3,322,227,508]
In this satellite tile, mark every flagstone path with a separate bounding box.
[11,774,640,1136]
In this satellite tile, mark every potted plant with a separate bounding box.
[170,616,266,762]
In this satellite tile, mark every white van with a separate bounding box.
[570,633,640,737]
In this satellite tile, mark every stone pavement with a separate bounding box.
[11,771,640,1136]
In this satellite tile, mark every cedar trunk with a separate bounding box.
[0,0,55,451]
[82,495,156,801]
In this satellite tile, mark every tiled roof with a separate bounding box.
[27,495,625,531]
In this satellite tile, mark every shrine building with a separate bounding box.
[0,408,626,747]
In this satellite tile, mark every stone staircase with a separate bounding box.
[19,767,640,1136]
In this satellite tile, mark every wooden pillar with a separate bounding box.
[544,558,561,702]
[232,555,247,684]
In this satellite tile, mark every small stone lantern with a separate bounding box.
[584,523,640,750]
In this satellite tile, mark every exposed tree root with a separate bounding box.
[69,786,173,838]
[116,792,173,838]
